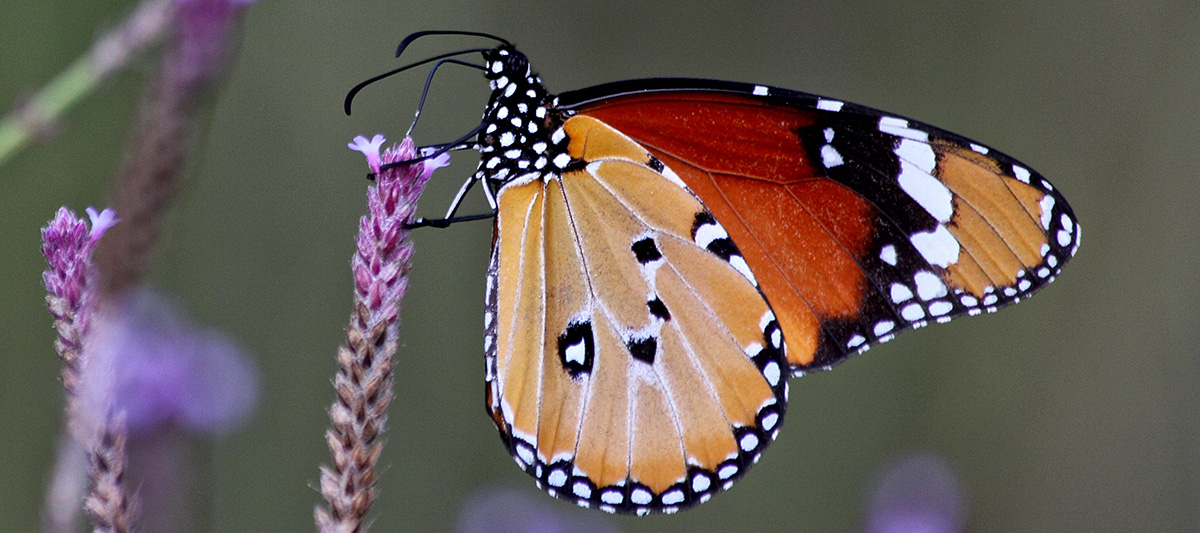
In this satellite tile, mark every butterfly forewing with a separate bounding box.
[484,114,787,514]
[567,84,1079,371]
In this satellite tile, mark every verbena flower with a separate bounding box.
[42,207,119,397]
[316,136,448,533]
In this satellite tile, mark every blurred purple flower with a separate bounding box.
[865,452,966,533]
[458,487,621,533]
[172,0,257,87]
[80,288,259,436]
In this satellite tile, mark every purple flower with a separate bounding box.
[80,288,259,436]
[865,452,966,533]
[348,134,387,174]
[316,136,447,532]
[86,207,121,240]
[351,135,449,321]
[42,207,118,394]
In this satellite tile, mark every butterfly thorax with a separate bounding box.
[476,46,573,194]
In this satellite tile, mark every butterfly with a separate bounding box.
[348,31,1080,515]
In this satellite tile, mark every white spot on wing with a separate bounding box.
[694,222,729,249]
[564,339,586,366]
[821,144,844,168]
[914,270,949,300]
[897,145,952,223]
[901,303,925,321]
[929,301,953,316]
[896,138,936,173]
[817,98,845,112]
[719,464,739,479]
[662,489,685,505]
[753,85,769,96]
[880,116,930,142]
[740,433,759,452]
[601,491,623,505]
[761,411,779,431]
[1013,165,1031,183]
[847,334,866,349]
[1039,194,1055,230]
[573,481,592,499]
[1057,229,1071,247]
[631,488,652,504]
[874,320,895,336]
[763,361,781,386]
[760,311,776,332]
[910,225,961,268]
[880,244,898,266]
[729,255,757,285]
[516,442,535,465]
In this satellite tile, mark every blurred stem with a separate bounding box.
[0,0,175,168]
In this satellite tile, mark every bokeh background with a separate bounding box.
[3,1,1197,531]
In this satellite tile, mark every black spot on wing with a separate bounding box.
[631,237,663,263]
[557,320,594,378]
[647,155,665,173]
[647,297,671,321]
[627,336,657,364]
[704,238,737,261]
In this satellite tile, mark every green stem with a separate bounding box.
[0,57,97,167]
[0,0,174,168]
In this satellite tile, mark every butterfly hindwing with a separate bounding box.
[484,114,787,514]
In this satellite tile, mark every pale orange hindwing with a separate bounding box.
[484,115,788,514]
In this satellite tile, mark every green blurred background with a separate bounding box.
[2,1,1197,531]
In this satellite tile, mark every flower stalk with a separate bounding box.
[315,137,448,532]
[42,207,133,533]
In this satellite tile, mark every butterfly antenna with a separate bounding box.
[406,58,486,138]
[394,30,510,59]
[344,48,489,115]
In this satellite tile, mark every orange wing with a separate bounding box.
[484,115,787,514]
[570,86,1079,372]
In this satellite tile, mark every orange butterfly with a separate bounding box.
[352,32,1079,515]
